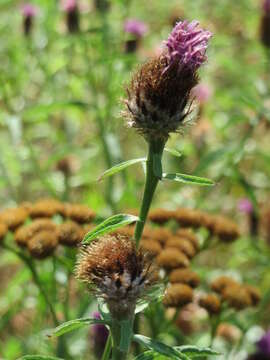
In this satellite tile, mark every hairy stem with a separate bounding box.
[134,140,165,247]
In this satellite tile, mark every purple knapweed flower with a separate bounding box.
[92,312,109,347]
[257,330,270,355]
[263,0,270,13]
[238,198,253,214]
[192,83,212,104]
[124,19,148,38]
[61,0,77,12]
[165,20,212,71]
[21,3,38,17]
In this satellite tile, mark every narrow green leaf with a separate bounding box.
[83,214,139,244]
[18,356,64,360]
[133,335,189,360]
[98,158,146,181]
[134,351,157,360]
[176,345,220,358]
[164,148,182,157]
[48,317,108,338]
[163,173,214,186]
[153,154,163,179]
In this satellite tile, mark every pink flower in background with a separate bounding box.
[165,20,212,71]
[238,198,253,214]
[192,83,212,104]
[263,0,270,13]
[61,0,77,12]
[257,330,270,355]
[124,19,148,38]
[21,3,38,17]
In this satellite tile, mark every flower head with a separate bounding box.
[61,0,77,12]
[263,0,270,13]
[165,20,212,72]
[124,19,148,38]
[21,4,38,17]
[76,234,157,318]
[238,198,253,214]
[123,20,212,141]
[257,330,270,355]
[91,312,109,356]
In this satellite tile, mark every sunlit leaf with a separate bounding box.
[48,317,108,338]
[176,345,220,358]
[18,356,64,360]
[82,214,139,244]
[164,148,182,157]
[163,173,214,186]
[98,158,146,181]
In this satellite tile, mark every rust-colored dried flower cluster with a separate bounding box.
[0,199,96,259]
[76,234,157,319]
[149,208,241,242]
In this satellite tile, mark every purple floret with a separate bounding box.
[238,198,253,214]
[257,330,270,355]
[92,312,109,348]
[124,19,148,37]
[263,0,270,13]
[21,4,38,17]
[61,0,77,12]
[165,20,212,71]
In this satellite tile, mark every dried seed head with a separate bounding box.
[166,237,197,258]
[140,239,162,257]
[76,234,157,319]
[163,284,193,308]
[211,276,239,294]
[148,208,175,224]
[151,228,172,245]
[199,293,221,315]
[169,268,200,288]
[30,199,65,219]
[175,229,199,250]
[64,204,96,224]
[123,20,212,141]
[212,216,240,242]
[14,218,56,247]
[156,248,190,270]
[27,230,58,259]
[174,208,203,228]
[57,221,83,247]
[216,323,242,343]
[0,223,8,242]
[221,285,252,310]
[0,207,28,230]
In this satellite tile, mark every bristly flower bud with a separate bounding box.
[76,234,157,319]
[61,0,80,33]
[123,20,212,141]
[21,4,38,36]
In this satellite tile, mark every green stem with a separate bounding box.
[101,334,112,360]
[134,140,165,247]
[110,317,133,360]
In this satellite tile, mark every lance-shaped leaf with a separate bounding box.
[83,214,139,244]
[163,173,214,186]
[48,317,108,338]
[176,345,220,358]
[164,148,182,157]
[133,335,189,360]
[98,158,146,181]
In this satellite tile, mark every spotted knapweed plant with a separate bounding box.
[46,20,217,360]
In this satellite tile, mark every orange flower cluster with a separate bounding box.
[0,199,96,259]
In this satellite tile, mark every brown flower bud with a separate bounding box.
[163,284,193,308]
[221,285,252,310]
[169,268,200,288]
[64,204,96,224]
[199,294,221,315]
[175,229,199,250]
[244,285,261,306]
[211,276,239,294]
[156,249,190,270]
[212,216,240,242]
[14,219,56,247]
[0,207,28,230]
[57,221,83,247]
[30,199,65,219]
[166,237,196,258]
[140,239,162,257]
[148,208,175,224]
[27,230,58,259]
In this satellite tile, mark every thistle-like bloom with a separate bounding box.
[61,0,79,33]
[21,4,38,36]
[76,234,157,319]
[263,0,270,13]
[238,198,253,214]
[124,19,148,38]
[123,20,212,141]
